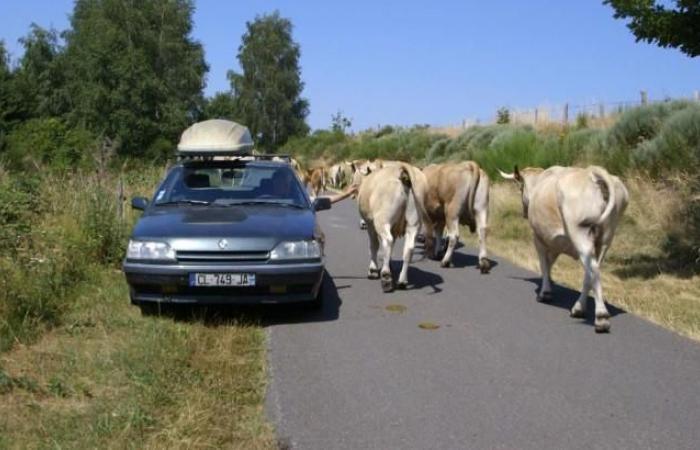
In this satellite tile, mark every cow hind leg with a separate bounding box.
[475,208,490,274]
[440,219,459,268]
[378,224,395,292]
[397,225,418,289]
[571,230,610,332]
[366,225,380,279]
[535,238,554,302]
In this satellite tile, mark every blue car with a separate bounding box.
[122,120,330,313]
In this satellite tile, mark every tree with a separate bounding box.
[62,0,208,157]
[13,24,69,119]
[496,107,511,124]
[229,11,309,151]
[331,110,352,134]
[0,41,12,150]
[203,92,238,121]
[604,0,700,57]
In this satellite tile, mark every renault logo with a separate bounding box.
[218,239,229,250]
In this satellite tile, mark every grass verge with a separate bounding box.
[461,180,700,340]
[0,268,275,449]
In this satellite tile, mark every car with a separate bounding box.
[122,120,331,313]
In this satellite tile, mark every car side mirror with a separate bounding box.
[131,196,149,211]
[313,197,331,212]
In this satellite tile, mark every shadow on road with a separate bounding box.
[514,276,626,326]
[143,271,342,326]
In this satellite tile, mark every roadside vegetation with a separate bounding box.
[0,166,275,448]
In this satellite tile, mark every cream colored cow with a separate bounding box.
[358,163,429,292]
[500,165,629,332]
[422,162,491,272]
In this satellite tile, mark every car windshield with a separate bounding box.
[152,162,309,208]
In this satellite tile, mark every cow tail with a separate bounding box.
[591,166,615,225]
[401,165,430,226]
[466,162,481,228]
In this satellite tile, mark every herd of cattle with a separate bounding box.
[293,158,629,333]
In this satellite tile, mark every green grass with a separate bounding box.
[0,270,275,448]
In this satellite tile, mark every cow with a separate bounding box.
[499,165,629,333]
[304,165,328,198]
[351,159,397,229]
[357,163,429,292]
[422,162,491,272]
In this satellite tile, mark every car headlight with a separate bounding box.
[127,240,176,262]
[270,240,321,260]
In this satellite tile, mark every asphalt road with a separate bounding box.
[266,197,700,450]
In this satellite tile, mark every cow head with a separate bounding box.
[498,165,543,219]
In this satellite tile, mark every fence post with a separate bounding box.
[563,103,569,125]
[117,177,124,222]
[599,103,605,119]
[534,108,539,125]
[694,90,699,102]
[640,90,648,105]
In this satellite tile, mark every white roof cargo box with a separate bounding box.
[177,119,254,156]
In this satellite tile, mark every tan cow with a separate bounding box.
[304,166,327,197]
[358,163,429,292]
[422,162,491,272]
[500,165,629,332]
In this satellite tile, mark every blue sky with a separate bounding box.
[1,0,698,131]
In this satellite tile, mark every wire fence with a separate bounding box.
[439,90,700,131]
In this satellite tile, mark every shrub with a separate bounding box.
[631,105,700,174]
[3,118,96,170]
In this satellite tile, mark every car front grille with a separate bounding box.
[176,250,270,263]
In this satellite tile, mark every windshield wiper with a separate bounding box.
[156,199,210,206]
[215,200,306,209]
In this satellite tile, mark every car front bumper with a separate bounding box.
[123,260,324,305]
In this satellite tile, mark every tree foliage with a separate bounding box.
[203,92,239,121]
[62,0,208,157]
[229,11,309,151]
[331,110,352,134]
[605,0,700,57]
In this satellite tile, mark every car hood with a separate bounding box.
[131,204,317,251]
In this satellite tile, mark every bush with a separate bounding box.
[0,168,132,352]
[632,105,700,174]
[3,118,96,170]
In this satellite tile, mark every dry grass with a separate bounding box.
[461,179,700,340]
[0,271,276,449]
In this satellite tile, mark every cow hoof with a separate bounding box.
[440,260,453,268]
[537,292,552,303]
[594,317,611,333]
[478,259,491,274]
[415,234,425,244]
[594,313,611,333]
[396,281,407,290]
[380,273,394,293]
[570,307,585,319]
[367,268,379,279]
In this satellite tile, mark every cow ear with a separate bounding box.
[514,165,522,182]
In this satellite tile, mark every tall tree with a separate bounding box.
[13,24,68,119]
[203,92,238,121]
[229,11,309,151]
[63,0,208,157]
[0,41,12,150]
[605,0,700,57]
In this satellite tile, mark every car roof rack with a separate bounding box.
[176,153,293,163]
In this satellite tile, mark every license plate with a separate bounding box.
[189,273,256,287]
